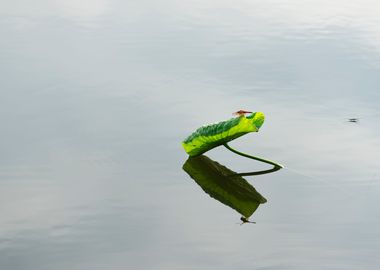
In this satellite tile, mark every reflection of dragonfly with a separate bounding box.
[183,155,281,225]
[240,216,256,225]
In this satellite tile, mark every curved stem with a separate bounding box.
[223,143,283,169]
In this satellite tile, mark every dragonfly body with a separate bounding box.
[233,110,253,116]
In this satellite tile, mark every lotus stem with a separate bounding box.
[223,143,283,169]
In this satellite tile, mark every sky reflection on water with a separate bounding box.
[1,0,380,269]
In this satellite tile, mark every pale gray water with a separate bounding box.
[1,1,380,269]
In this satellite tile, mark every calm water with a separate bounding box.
[1,1,380,269]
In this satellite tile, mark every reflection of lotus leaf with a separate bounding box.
[183,155,267,218]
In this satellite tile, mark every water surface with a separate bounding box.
[1,0,380,269]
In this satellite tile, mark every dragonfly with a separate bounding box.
[233,110,253,116]
[348,118,359,123]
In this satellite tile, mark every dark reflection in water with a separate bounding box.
[183,155,280,223]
